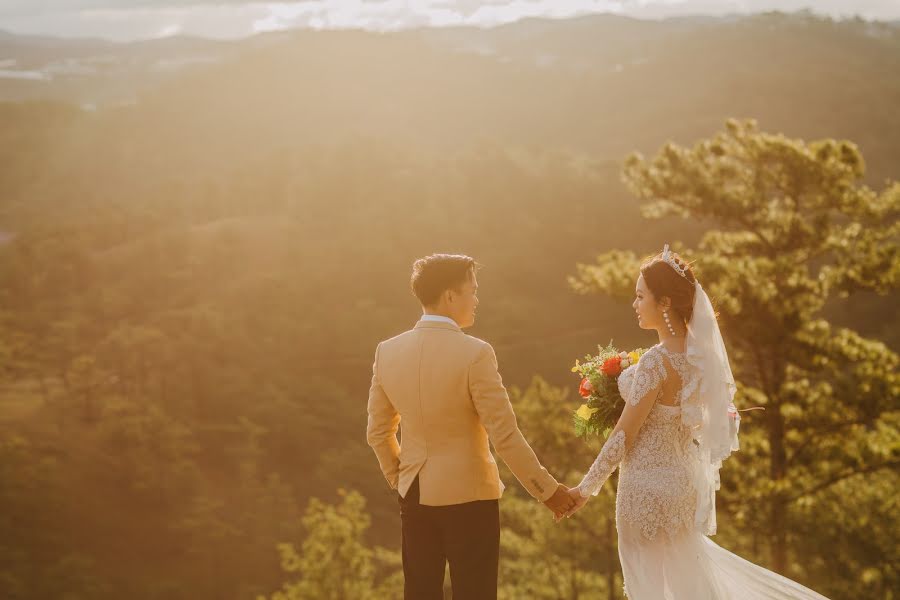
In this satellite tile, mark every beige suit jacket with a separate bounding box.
[366,319,558,506]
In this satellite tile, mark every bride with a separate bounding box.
[561,245,831,600]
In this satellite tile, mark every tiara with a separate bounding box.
[661,244,689,279]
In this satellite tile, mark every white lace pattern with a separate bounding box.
[580,347,833,600]
[577,429,626,497]
[618,347,668,407]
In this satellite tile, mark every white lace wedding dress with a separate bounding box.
[577,344,831,600]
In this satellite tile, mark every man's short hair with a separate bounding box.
[410,254,479,306]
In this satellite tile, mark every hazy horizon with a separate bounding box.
[1,0,899,42]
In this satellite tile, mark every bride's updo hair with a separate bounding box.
[640,250,697,325]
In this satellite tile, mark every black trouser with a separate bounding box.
[398,475,500,600]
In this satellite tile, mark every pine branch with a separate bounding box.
[786,418,870,467]
[787,459,900,504]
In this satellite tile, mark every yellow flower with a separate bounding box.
[628,351,641,363]
[571,359,581,373]
[576,404,599,420]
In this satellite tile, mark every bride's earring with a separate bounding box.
[663,309,677,336]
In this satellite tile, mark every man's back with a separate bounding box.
[367,318,558,506]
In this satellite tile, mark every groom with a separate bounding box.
[366,253,576,600]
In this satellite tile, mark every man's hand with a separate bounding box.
[543,483,577,517]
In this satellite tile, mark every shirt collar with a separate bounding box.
[419,314,459,327]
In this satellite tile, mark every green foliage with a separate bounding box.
[259,490,402,600]
[499,377,625,599]
[0,434,110,599]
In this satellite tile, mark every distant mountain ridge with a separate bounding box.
[1,11,898,179]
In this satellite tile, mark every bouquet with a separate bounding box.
[571,342,648,438]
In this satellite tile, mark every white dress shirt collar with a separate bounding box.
[419,314,459,327]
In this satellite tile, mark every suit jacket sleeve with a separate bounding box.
[366,343,401,489]
[468,342,558,502]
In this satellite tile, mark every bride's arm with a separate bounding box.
[575,351,667,499]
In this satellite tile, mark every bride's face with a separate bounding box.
[633,274,665,330]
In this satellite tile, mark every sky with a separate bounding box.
[1,0,898,41]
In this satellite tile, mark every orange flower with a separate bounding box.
[578,378,594,398]
[601,356,623,377]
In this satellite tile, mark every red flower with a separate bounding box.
[601,356,623,377]
[578,378,594,398]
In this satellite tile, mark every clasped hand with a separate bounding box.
[543,484,589,522]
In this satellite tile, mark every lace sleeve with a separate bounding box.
[619,348,667,406]
[577,429,626,497]
[577,349,668,498]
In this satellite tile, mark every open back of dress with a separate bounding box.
[612,344,830,599]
